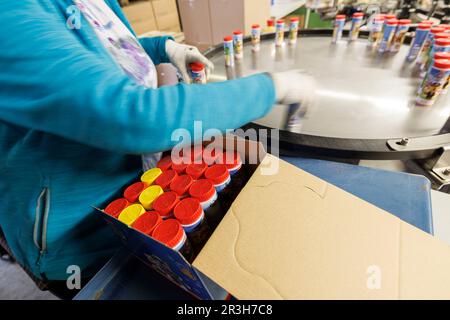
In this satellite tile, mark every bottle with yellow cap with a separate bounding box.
[139,185,164,210]
[140,168,162,185]
[118,203,146,225]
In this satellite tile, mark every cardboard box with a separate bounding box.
[177,0,214,48]
[98,136,450,299]
[178,0,271,47]
[122,0,157,35]
[151,0,181,32]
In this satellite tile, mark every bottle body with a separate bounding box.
[406,27,430,61]
[417,61,450,106]
[332,16,345,43]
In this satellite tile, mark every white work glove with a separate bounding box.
[165,40,214,83]
[270,70,317,106]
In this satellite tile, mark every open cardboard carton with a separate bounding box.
[98,135,450,299]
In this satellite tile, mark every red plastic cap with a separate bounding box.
[335,15,346,20]
[124,182,148,203]
[252,24,260,29]
[131,211,162,235]
[434,52,450,60]
[104,198,129,218]
[190,62,205,72]
[277,19,285,24]
[189,179,216,203]
[174,198,203,226]
[435,32,450,39]
[152,219,184,249]
[171,161,188,174]
[180,145,204,162]
[385,14,396,19]
[435,38,450,46]
[399,19,411,25]
[434,59,450,69]
[290,17,299,22]
[267,20,274,26]
[170,175,194,196]
[439,24,450,30]
[205,164,230,185]
[224,35,233,42]
[155,169,178,190]
[233,30,243,35]
[418,23,432,30]
[203,149,223,165]
[218,151,242,170]
[431,27,445,34]
[157,155,173,171]
[152,191,179,217]
[186,162,208,180]
[353,12,364,17]
[386,19,398,26]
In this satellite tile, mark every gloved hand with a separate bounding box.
[165,40,214,83]
[270,70,317,106]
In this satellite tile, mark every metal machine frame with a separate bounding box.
[204,29,450,189]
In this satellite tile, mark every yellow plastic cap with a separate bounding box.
[140,168,163,185]
[139,185,164,210]
[118,203,145,225]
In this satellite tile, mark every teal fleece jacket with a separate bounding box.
[0,0,275,280]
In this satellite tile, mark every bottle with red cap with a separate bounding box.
[218,151,247,200]
[104,198,130,218]
[417,26,445,66]
[275,19,285,46]
[289,17,300,45]
[251,24,261,51]
[421,38,450,77]
[435,52,450,93]
[266,19,275,33]
[223,35,234,67]
[416,59,450,106]
[157,155,173,171]
[332,15,346,43]
[390,19,411,53]
[349,12,364,41]
[123,181,148,203]
[233,30,244,59]
[170,174,194,199]
[152,191,180,219]
[189,179,223,227]
[131,211,162,236]
[152,219,194,263]
[378,19,398,53]
[174,197,211,254]
[155,169,178,191]
[406,23,432,61]
[367,15,384,46]
[205,164,231,193]
[186,162,208,180]
[189,62,207,84]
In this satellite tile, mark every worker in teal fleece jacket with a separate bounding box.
[0,0,314,283]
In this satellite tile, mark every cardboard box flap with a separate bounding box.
[193,155,450,299]
[399,222,450,299]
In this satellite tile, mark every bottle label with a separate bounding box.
[349,17,362,40]
[332,19,345,42]
[417,66,450,105]
[378,24,396,52]
[224,41,234,66]
[391,24,409,51]
[406,29,429,61]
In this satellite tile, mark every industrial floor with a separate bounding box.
[0,258,58,300]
